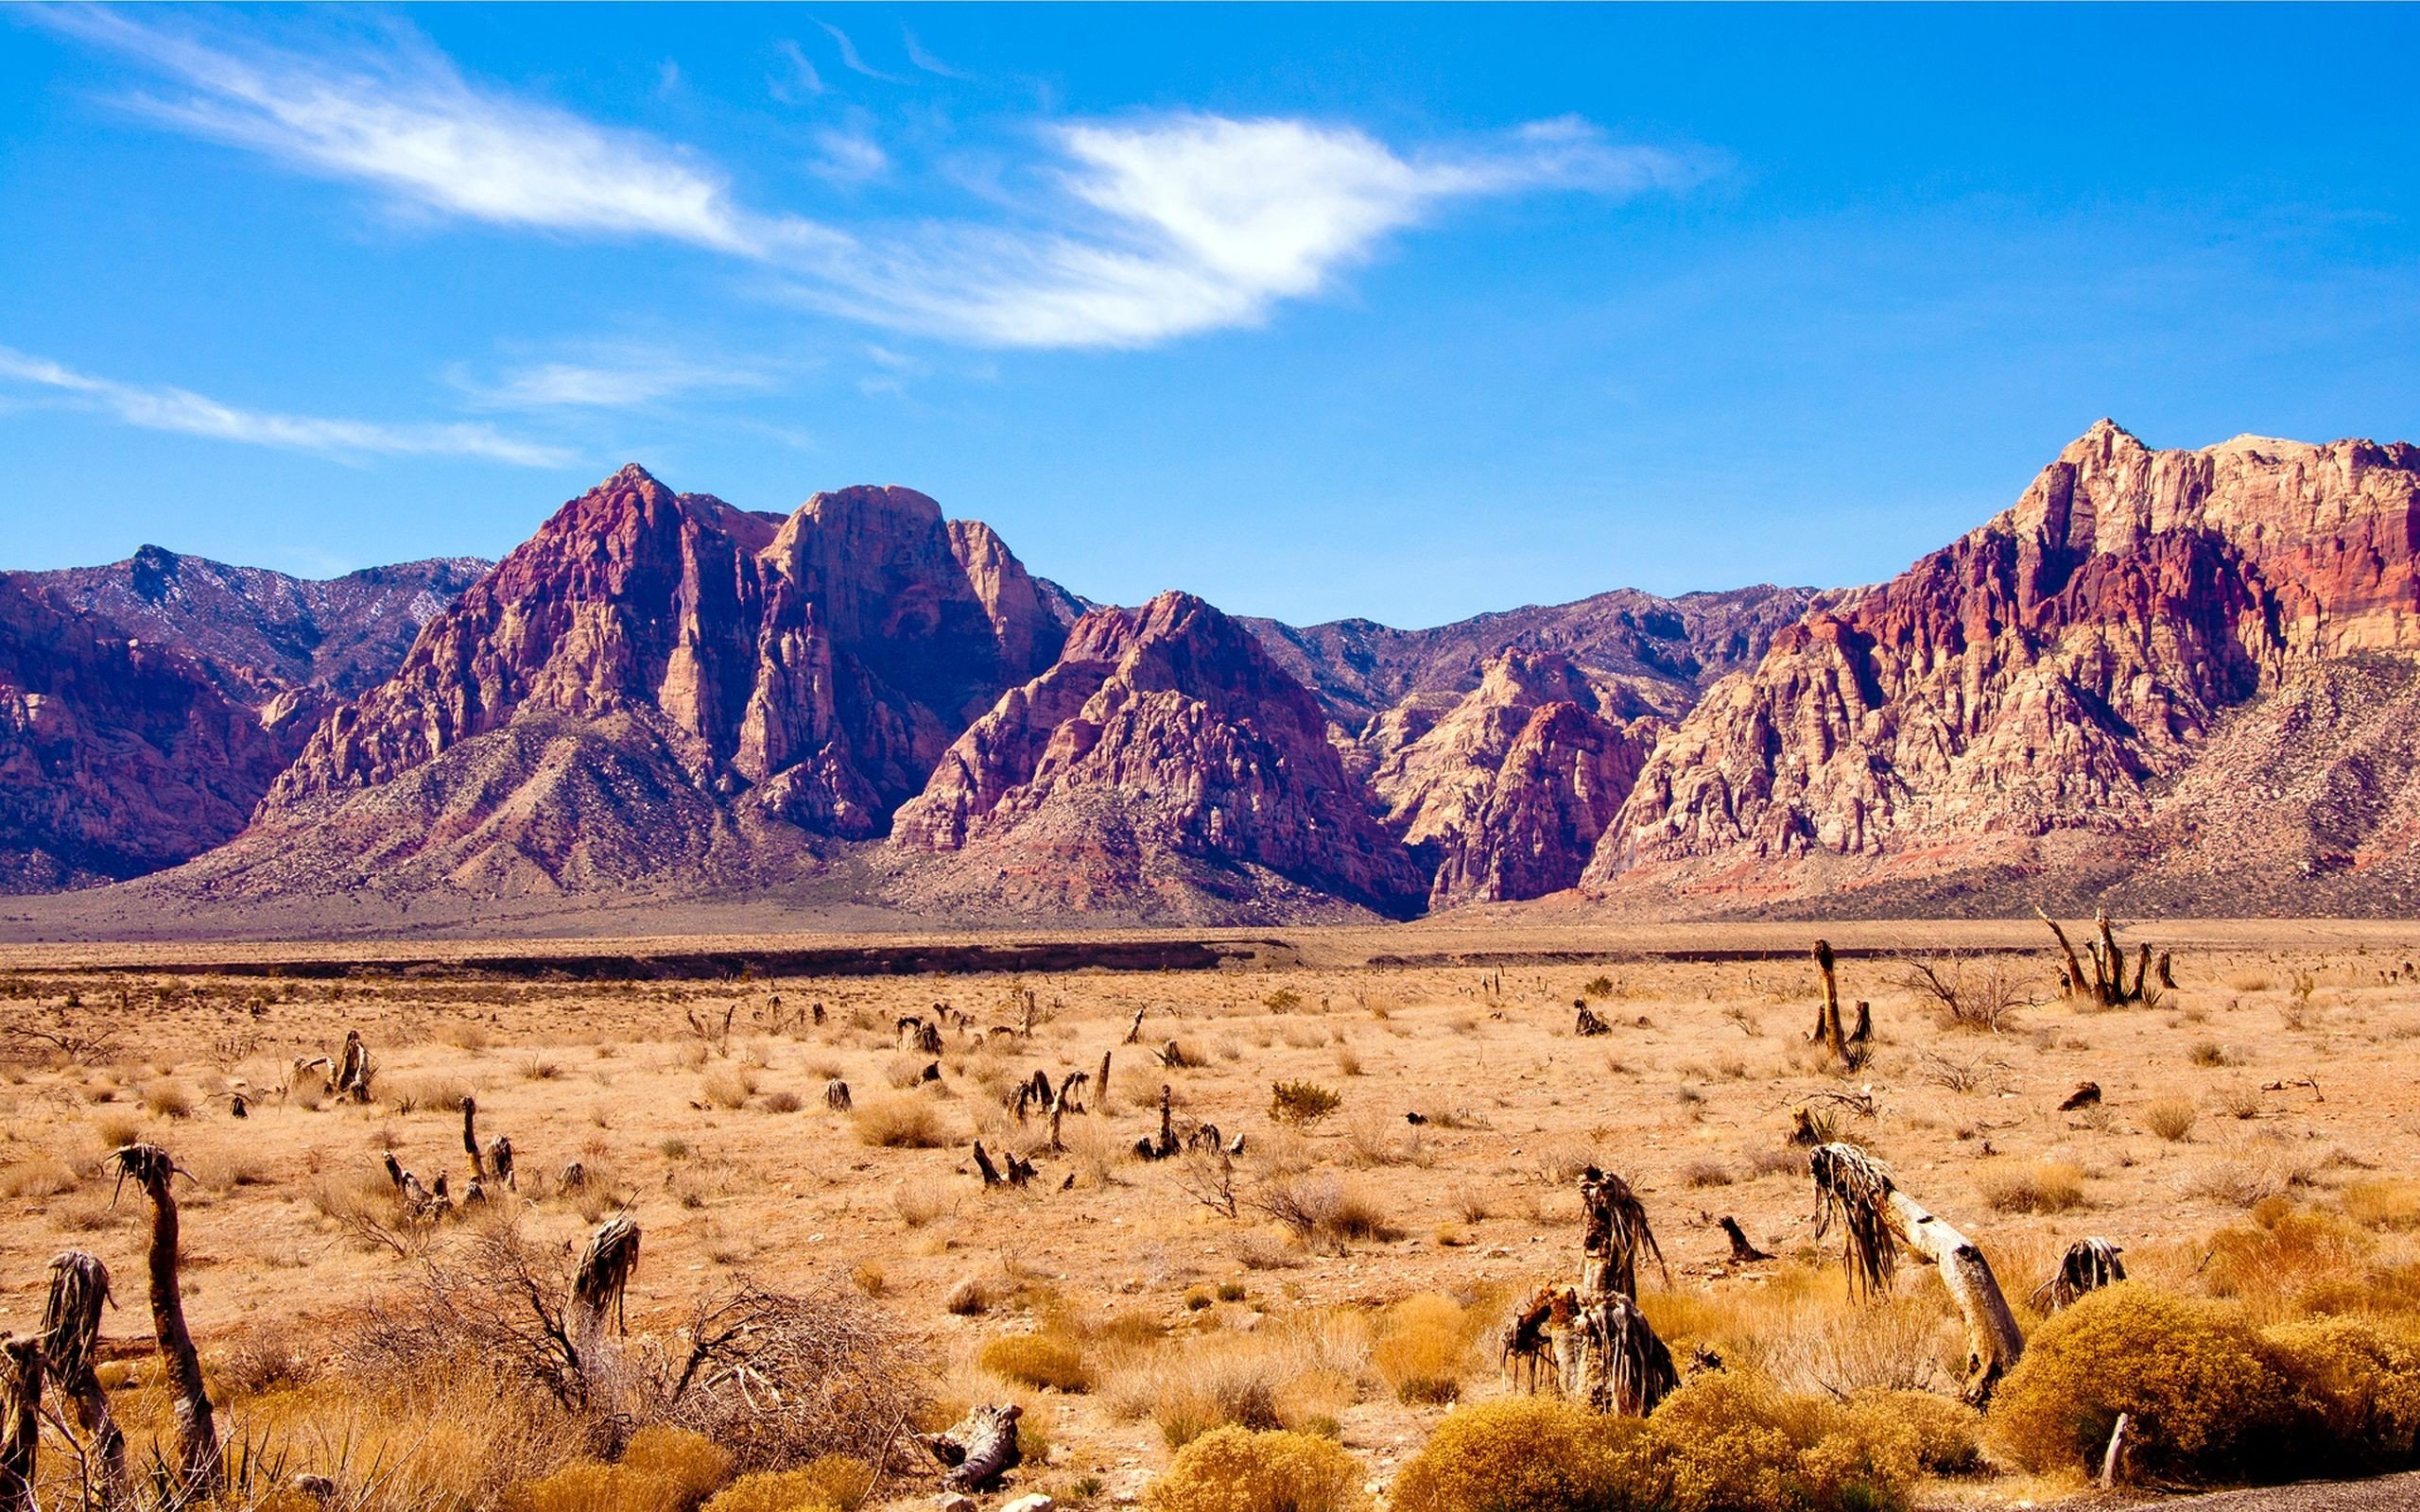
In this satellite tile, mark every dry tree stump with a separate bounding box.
[1809,1143,2023,1404]
[824,1078,853,1111]
[1501,1165,1679,1417]
[0,1335,37,1512]
[108,1144,220,1496]
[921,1402,1023,1491]
[1719,1216,1773,1263]
[42,1249,130,1504]
[2031,1238,2126,1313]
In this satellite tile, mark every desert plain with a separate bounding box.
[5,917,2419,1510]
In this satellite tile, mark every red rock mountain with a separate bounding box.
[0,550,482,890]
[1588,421,2420,913]
[164,466,1080,901]
[1246,584,1814,733]
[890,592,1427,919]
[1347,648,1659,907]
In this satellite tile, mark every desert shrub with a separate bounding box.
[1990,1284,2283,1483]
[619,1427,733,1510]
[852,1093,946,1148]
[701,1065,758,1109]
[697,1458,871,1512]
[2143,1096,2197,1142]
[1978,1160,2084,1214]
[2343,1178,2420,1232]
[1251,1173,1397,1249]
[1270,1081,1342,1126]
[346,1221,924,1469]
[1145,1426,1370,1512]
[2205,1200,2376,1316]
[1847,1390,1980,1475]
[0,1154,78,1200]
[2187,1040,2234,1067]
[502,1463,683,1512]
[1263,988,1305,1013]
[763,1090,804,1114]
[141,1079,196,1118]
[1644,1371,1917,1512]
[1391,1397,1638,1512]
[2261,1315,2420,1469]
[1099,1315,1364,1449]
[1372,1294,1481,1404]
[1396,1377,1922,1512]
[1583,976,1616,999]
[980,1332,1092,1392]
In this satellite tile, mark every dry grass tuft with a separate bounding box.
[2145,1095,2198,1142]
[852,1092,947,1148]
[1979,1160,2085,1214]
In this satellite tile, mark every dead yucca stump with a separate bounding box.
[920,1401,1022,1491]
[0,1334,37,1512]
[41,1250,129,1503]
[2031,1237,2126,1314]
[1809,1142,2023,1404]
[1501,1164,1679,1416]
[108,1143,220,1496]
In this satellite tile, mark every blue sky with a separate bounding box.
[4,4,2418,627]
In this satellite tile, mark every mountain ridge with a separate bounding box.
[12,421,2420,927]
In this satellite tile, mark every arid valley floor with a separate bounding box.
[5,919,2420,1510]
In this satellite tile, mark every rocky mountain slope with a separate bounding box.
[1,549,483,889]
[20,421,2420,924]
[165,466,1083,902]
[1587,421,2420,914]
[1245,583,1814,733]
[890,592,1428,920]
[17,546,486,702]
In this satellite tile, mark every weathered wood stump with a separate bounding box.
[109,1144,219,1495]
[42,1249,130,1504]
[921,1402,1023,1490]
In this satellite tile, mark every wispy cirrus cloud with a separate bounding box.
[46,9,1709,351]
[0,346,568,465]
[453,347,778,411]
[813,20,905,84]
[903,29,972,82]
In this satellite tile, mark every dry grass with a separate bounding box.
[2145,1095,2199,1142]
[853,1092,948,1148]
[5,926,2419,1510]
[1979,1160,2086,1214]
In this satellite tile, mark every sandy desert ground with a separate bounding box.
[5,917,2419,1510]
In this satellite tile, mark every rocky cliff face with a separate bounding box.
[0,548,484,890]
[891,592,1427,919]
[19,547,488,702]
[267,467,1078,841]
[0,581,298,889]
[1248,583,1815,733]
[1591,421,2420,908]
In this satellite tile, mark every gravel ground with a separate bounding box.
[2098,1473,2420,1510]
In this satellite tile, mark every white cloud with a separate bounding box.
[903,29,971,81]
[51,13,1704,352]
[43,8,823,257]
[769,39,823,103]
[813,20,904,83]
[793,114,1703,348]
[0,346,568,465]
[807,126,889,185]
[456,350,774,411]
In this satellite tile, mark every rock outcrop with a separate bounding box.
[0,581,297,889]
[1591,421,2420,908]
[1248,584,1815,732]
[0,549,484,889]
[1430,699,1658,909]
[267,467,1078,836]
[19,546,487,702]
[891,592,1427,919]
